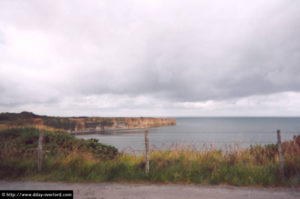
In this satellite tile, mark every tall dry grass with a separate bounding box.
[0,127,299,186]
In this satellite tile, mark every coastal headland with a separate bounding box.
[0,111,176,134]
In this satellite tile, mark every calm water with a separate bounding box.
[76,117,300,151]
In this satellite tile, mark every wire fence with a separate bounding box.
[34,129,294,177]
[76,129,300,155]
[119,142,270,155]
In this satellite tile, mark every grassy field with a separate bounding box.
[0,128,299,186]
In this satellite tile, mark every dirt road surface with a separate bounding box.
[0,181,299,199]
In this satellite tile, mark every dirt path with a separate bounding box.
[0,181,299,199]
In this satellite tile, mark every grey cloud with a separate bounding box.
[0,0,300,115]
[60,0,300,103]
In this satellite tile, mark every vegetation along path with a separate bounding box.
[0,181,299,199]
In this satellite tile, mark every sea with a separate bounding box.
[76,117,300,152]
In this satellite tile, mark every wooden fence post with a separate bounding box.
[144,130,150,175]
[38,129,44,172]
[277,129,284,178]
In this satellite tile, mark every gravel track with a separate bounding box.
[0,181,299,199]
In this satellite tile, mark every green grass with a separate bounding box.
[0,127,299,186]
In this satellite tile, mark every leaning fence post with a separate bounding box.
[37,129,44,172]
[144,130,150,175]
[277,129,284,178]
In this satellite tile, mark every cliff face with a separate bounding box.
[0,112,176,133]
[68,117,176,134]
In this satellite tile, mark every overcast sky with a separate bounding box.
[0,0,300,117]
